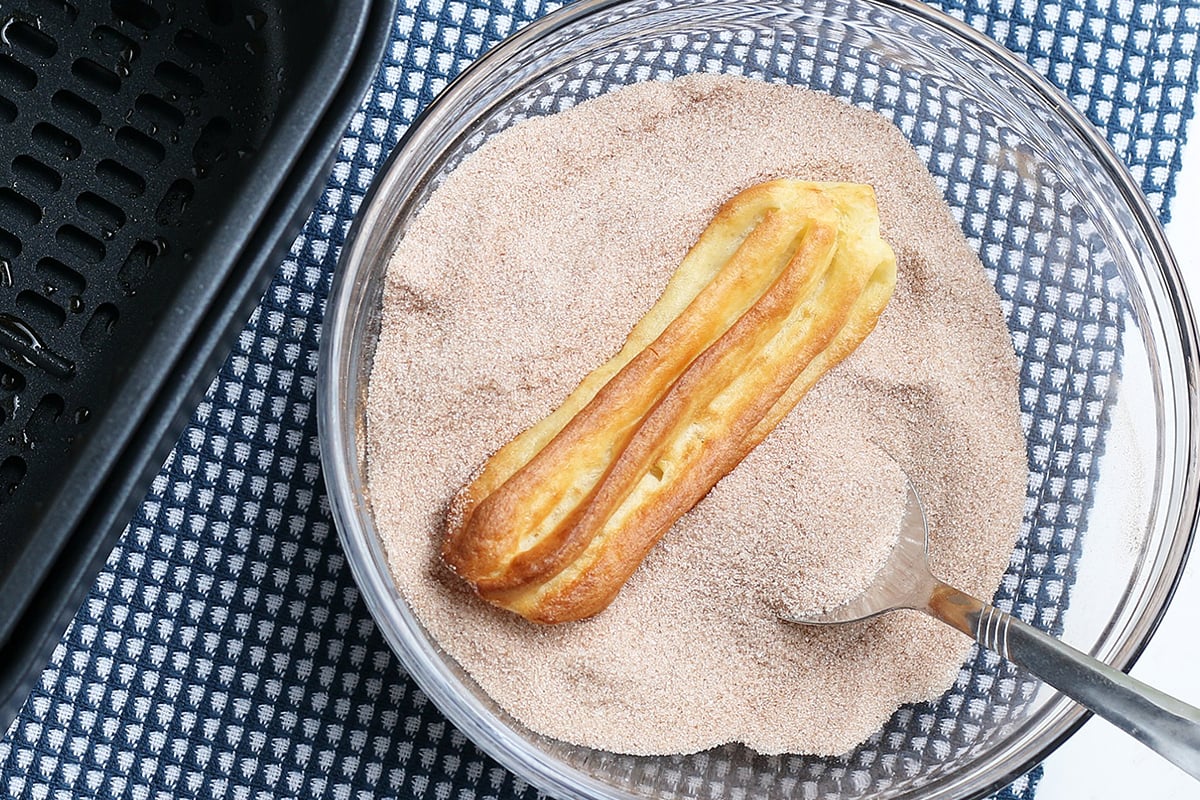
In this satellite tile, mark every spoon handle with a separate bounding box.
[925,582,1200,781]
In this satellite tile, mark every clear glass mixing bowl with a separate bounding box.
[317,0,1199,797]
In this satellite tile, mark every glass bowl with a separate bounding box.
[317,0,1199,797]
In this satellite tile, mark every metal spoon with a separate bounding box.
[781,473,1200,780]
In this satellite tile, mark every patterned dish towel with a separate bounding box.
[2,0,1197,798]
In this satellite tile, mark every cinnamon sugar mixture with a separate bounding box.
[365,74,1026,756]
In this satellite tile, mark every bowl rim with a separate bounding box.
[317,0,1200,797]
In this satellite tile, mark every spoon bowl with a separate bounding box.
[783,477,938,626]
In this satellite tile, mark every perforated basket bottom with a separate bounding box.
[0,0,283,572]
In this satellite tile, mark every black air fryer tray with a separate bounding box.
[0,0,394,729]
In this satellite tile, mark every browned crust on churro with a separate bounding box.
[442,179,897,623]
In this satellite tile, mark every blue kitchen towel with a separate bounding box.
[2,1,1197,799]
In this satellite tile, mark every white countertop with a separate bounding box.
[1036,138,1200,796]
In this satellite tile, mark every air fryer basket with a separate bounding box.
[0,0,394,728]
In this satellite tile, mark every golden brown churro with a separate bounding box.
[441,179,898,623]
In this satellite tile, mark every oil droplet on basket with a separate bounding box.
[0,313,46,368]
[68,295,83,313]
[0,259,12,288]
[245,10,267,30]
[74,406,90,424]
[43,281,57,295]
[0,13,34,47]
